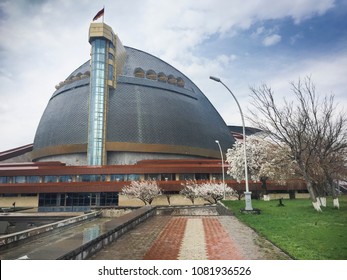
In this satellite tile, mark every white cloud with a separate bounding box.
[262,34,282,46]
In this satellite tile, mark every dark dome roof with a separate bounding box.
[32,47,235,161]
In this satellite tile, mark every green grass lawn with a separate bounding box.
[223,196,347,260]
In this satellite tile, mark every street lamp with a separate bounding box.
[215,140,225,199]
[210,76,253,211]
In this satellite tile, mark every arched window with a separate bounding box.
[177,77,185,87]
[146,69,157,80]
[167,74,177,85]
[158,72,168,83]
[134,67,145,78]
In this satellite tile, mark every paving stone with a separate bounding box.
[90,215,291,260]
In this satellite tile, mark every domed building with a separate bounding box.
[32,43,234,165]
[0,21,238,211]
[1,21,302,211]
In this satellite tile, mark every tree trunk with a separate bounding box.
[333,198,340,209]
[331,181,340,209]
[317,197,327,207]
[307,181,322,212]
[260,177,268,195]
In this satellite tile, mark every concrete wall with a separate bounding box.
[58,206,156,260]
[0,211,101,248]
[0,196,38,208]
[216,201,234,216]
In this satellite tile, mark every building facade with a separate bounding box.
[0,21,306,211]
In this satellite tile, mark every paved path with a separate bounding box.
[90,215,291,260]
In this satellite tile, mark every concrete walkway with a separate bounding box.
[89,215,291,260]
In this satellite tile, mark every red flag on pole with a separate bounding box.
[93,8,104,21]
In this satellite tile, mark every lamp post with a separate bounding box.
[210,76,253,211]
[215,140,225,199]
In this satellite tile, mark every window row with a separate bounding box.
[0,173,231,184]
[134,68,185,87]
[55,70,90,90]
[38,192,118,207]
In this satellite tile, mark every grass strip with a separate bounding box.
[223,196,347,259]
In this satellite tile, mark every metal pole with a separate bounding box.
[210,76,253,210]
[215,140,225,199]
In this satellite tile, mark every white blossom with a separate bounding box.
[122,180,162,205]
[180,180,234,204]
[226,135,297,183]
[197,182,234,204]
[180,180,200,204]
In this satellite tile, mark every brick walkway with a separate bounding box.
[90,215,291,260]
[203,217,244,259]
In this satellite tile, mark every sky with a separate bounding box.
[0,0,346,152]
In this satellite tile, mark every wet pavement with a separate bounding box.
[0,218,112,260]
[0,208,291,260]
[89,215,291,260]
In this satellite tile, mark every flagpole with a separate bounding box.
[102,5,105,23]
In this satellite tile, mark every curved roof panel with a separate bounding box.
[33,47,235,160]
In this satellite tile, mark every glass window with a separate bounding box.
[145,174,160,180]
[73,193,89,206]
[168,75,177,85]
[100,192,118,206]
[161,173,174,181]
[80,175,92,182]
[108,64,114,81]
[110,174,125,182]
[195,173,209,180]
[14,176,26,183]
[44,176,57,183]
[158,72,168,83]
[108,52,114,60]
[0,176,10,184]
[38,193,58,207]
[58,175,73,183]
[64,193,88,206]
[211,173,233,181]
[178,174,195,180]
[2,193,18,197]
[88,38,107,166]
[177,77,185,87]
[146,69,157,80]
[127,174,140,181]
[27,176,41,183]
[134,67,145,78]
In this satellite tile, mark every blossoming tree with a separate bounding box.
[180,180,199,204]
[226,135,296,198]
[180,180,234,204]
[197,182,234,204]
[122,180,162,205]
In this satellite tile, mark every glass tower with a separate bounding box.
[88,23,117,165]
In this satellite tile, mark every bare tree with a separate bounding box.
[249,77,347,211]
